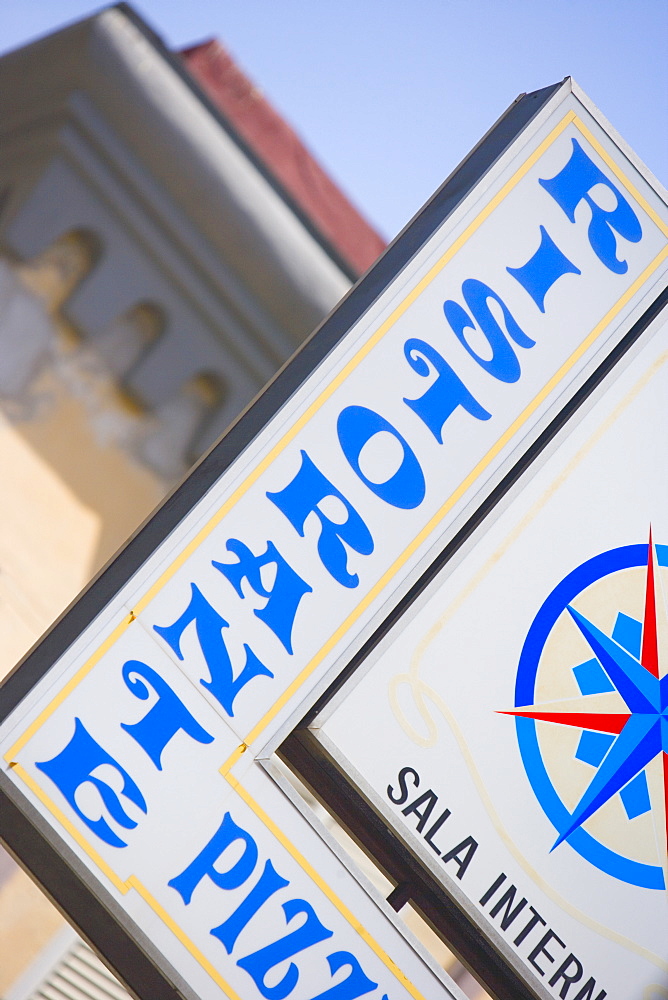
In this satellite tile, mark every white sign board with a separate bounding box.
[1,78,666,1000]
[317,307,668,1000]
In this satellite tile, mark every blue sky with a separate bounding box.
[2,1,666,240]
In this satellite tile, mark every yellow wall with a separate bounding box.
[0,369,165,684]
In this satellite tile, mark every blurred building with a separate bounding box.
[0,5,487,998]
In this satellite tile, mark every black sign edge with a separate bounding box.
[0,772,192,1000]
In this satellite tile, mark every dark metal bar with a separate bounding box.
[386,882,413,912]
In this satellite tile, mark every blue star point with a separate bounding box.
[504,530,668,866]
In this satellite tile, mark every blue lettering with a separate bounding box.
[444,279,534,383]
[120,659,213,770]
[539,137,642,274]
[154,584,273,717]
[171,810,385,1000]
[213,540,312,656]
[168,811,258,904]
[237,897,333,1000]
[403,338,490,443]
[214,860,289,954]
[507,225,581,312]
[267,451,373,589]
[308,951,378,999]
[36,718,146,848]
[337,405,425,509]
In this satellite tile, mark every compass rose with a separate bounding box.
[501,530,668,889]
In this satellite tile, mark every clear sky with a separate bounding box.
[1,0,666,241]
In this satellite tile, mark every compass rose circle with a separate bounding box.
[510,537,668,890]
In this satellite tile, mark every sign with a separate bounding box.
[1,78,666,1000]
[314,307,668,1000]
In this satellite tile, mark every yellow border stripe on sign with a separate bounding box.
[126,877,244,1000]
[8,763,130,894]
